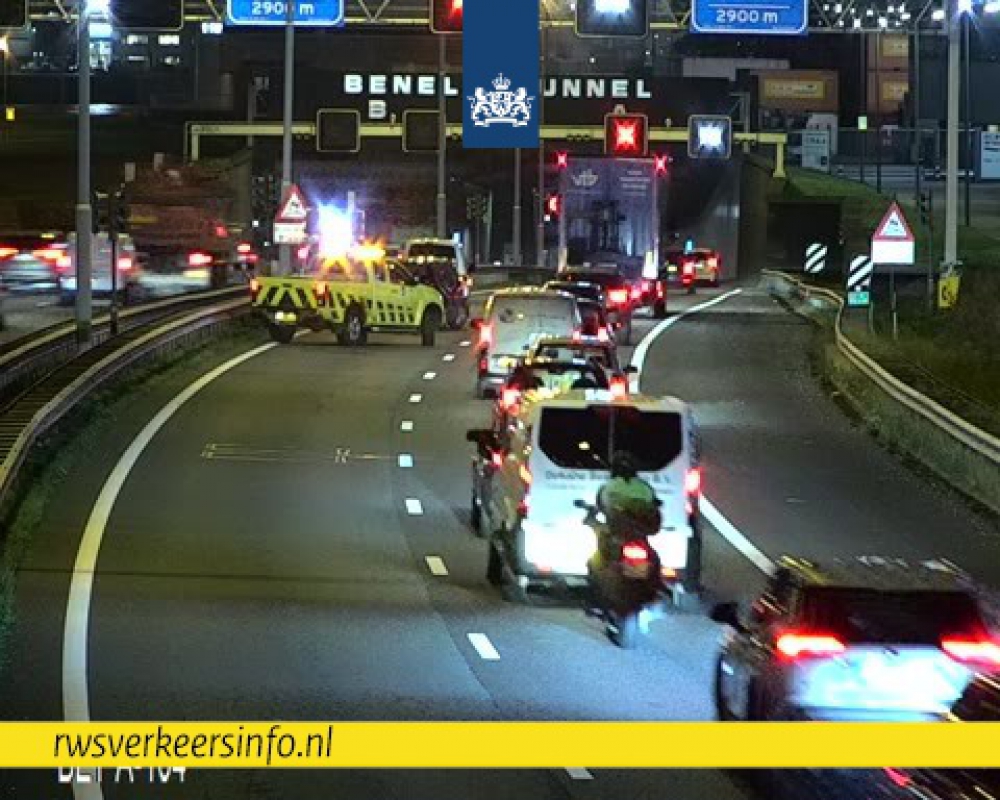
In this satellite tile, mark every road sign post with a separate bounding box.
[691,0,807,35]
[274,184,309,248]
[871,201,915,340]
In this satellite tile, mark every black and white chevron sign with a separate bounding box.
[804,243,828,274]
[847,255,873,291]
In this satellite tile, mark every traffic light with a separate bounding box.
[918,190,932,224]
[688,115,733,160]
[92,189,109,234]
[545,193,561,220]
[430,0,463,33]
[575,0,649,37]
[604,111,648,157]
[555,151,569,170]
[110,0,184,30]
[0,0,27,29]
[112,190,130,234]
[316,109,361,153]
[403,110,441,153]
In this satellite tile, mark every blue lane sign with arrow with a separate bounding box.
[227,0,345,26]
[691,0,807,35]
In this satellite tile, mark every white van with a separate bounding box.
[403,237,468,278]
[468,389,702,603]
[474,288,581,398]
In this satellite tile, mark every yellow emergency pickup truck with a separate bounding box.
[251,254,445,346]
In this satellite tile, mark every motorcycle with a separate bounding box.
[574,499,664,649]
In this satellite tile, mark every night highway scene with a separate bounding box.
[1,0,1000,797]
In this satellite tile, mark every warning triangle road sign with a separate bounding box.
[277,185,309,223]
[873,201,914,242]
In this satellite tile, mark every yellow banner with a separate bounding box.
[2,722,998,768]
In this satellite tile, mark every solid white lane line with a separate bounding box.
[423,371,437,380]
[467,633,500,661]
[400,420,414,432]
[443,353,456,362]
[629,288,779,576]
[701,498,775,576]
[630,289,743,382]
[425,556,449,576]
[409,393,423,404]
[398,454,414,468]
[63,342,277,800]
[565,768,594,781]
[405,497,424,515]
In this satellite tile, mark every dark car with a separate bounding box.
[558,268,636,344]
[662,248,721,293]
[575,298,613,341]
[543,280,605,306]
[405,256,469,330]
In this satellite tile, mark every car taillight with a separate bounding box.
[572,329,582,342]
[685,467,702,497]
[630,285,642,301]
[597,326,610,343]
[707,256,719,269]
[656,283,665,299]
[610,376,627,399]
[642,280,651,292]
[237,243,253,255]
[775,632,846,660]
[490,449,504,469]
[57,254,72,271]
[249,278,261,301]
[297,245,310,261]
[941,637,1000,667]
[117,256,133,271]
[33,247,63,262]
[479,322,493,348]
[608,289,629,306]
[501,387,521,410]
[0,246,18,260]
[188,252,212,267]
[621,541,651,566]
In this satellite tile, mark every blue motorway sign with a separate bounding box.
[227,0,344,26]
[691,0,807,35]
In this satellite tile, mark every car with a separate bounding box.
[575,298,614,341]
[403,237,468,280]
[492,356,611,431]
[467,389,703,602]
[543,279,606,306]
[473,288,581,398]
[0,234,67,290]
[405,254,470,330]
[58,232,141,305]
[526,334,624,379]
[711,556,1000,722]
[662,248,721,291]
[558,267,636,344]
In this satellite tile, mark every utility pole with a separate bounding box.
[278,1,296,276]
[963,12,972,227]
[436,35,447,238]
[943,0,961,272]
[76,1,93,346]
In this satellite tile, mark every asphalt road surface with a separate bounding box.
[0,281,995,799]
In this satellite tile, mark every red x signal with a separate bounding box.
[604,112,648,157]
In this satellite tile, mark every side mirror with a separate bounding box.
[709,602,743,630]
[470,317,484,331]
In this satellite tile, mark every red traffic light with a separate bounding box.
[545,194,562,217]
[430,0,463,32]
[604,112,648,157]
[555,151,569,170]
[654,154,670,175]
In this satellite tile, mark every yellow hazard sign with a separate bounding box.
[938,274,961,310]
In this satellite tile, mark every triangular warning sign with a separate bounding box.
[277,185,309,223]
[873,201,914,242]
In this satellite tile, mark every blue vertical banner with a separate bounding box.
[463,0,540,149]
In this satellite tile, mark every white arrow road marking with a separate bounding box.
[63,342,278,800]
[467,633,500,661]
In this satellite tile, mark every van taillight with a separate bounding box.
[941,637,1000,667]
[775,632,846,660]
[608,289,629,306]
[610,376,627,399]
[685,468,702,497]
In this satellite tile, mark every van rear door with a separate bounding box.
[490,295,578,358]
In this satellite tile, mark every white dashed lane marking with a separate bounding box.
[400,420,414,432]
[408,393,423,404]
[423,371,437,380]
[405,498,424,516]
[467,633,500,661]
[565,769,594,781]
[398,454,414,468]
[460,340,471,347]
[424,556,449,576]
[443,354,456,362]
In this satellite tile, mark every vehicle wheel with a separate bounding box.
[269,324,295,345]
[486,541,504,586]
[714,655,738,721]
[653,301,667,320]
[421,307,441,346]
[607,610,640,649]
[341,306,367,347]
[446,301,469,330]
[471,492,483,536]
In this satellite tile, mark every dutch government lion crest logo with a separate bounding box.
[468,74,534,128]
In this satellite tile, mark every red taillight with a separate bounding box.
[630,286,642,301]
[608,288,629,306]
[941,637,1000,667]
[188,252,212,267]
[883,769,912,789]
[685,467,702,497]
[597,326,610,343]
[215,224,228,238]
[297,245,310,261]
[501,387,521,410]
[610,376,627,399]
[33,247,63,262]
[479,322,493,348]
[117,256,133,271]
[57,254,72,271]
[490,450,503,469]
[621,541,651,566]
[0,246,18,260]
[656,283,665,299]
[237,242,253,255]
[776,632,846,660]
[572,329,582,343]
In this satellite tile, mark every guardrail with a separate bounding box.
[763,269,1000,505]
[0,292,251,515]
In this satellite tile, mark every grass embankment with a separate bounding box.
[0,322,268,669]
[777,166,1000,437]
